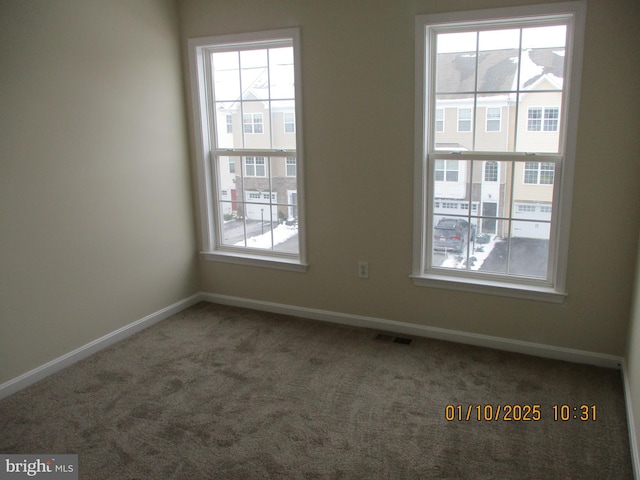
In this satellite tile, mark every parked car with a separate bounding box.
[433,217,476,252]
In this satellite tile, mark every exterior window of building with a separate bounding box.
[458,108,472,132]
[484,161,498,182]
[188,28,306,270]
[435,159,459,182]
[527,107,543,131]
[286,157,296,177]
[528,107,560,132]
[524,162,555,185]
[284,112,295,133]
[414,2,586,301]
[245,156,266,177]
[435,108,445,132]
[486,107,501,132]
[243,113,264,134]
[544,107,560,131]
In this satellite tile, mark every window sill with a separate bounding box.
[411,273,566,304]
[202,250,308,273]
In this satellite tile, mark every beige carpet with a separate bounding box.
[0,302,633,478]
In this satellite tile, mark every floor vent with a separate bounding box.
[375,333,413,345]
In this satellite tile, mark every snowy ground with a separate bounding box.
[439,235,500,270]
[236,223,298,249]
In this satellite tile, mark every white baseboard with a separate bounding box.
[621,360,640,480]
[0,293,203,400]
[202,292,623,369]
[1,290,624,401]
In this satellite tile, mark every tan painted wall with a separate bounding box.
[181,0,640,356]
[0,0,199,384]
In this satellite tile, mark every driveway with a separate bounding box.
[479,238,549,278]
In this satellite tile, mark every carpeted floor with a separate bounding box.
[0,302,633,479]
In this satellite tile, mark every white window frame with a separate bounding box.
[188,28,307,271]
[413,2,586,302]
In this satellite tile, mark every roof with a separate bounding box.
[436,47,565,93]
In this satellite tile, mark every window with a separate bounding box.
[524,162,555,185]
[458,108,472,132]
[243,113,264,134]
[544,107,560,131]
[435,159,459,182]
[414,2,586,302]
[188,28,306,270]
[435,108,445,132]
[527,107,543,131]
[245,156,266,177]
[284,112,295,133]
[486,107,501,132]
[286,157,296,177]
[528,107,560,132]
[484,161,498,182]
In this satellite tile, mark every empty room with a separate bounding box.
[1,0,640,478]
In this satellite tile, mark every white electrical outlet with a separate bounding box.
[358,261,369,279]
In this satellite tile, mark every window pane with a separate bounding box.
[242,102,270,149]
[520,25,566,90]
[508,221,550,278]
[431,214,477,270]
[271,101,296,149]
[516,94,562,153]
[469,219,510,275]
[215,103,239,148]
[269,47,295,99]
[211,52,240,101]
[436,32,477,93]
[240,49,269,100]
[435,94,474,151]
[477,29,520,92]
[475,98,508,150]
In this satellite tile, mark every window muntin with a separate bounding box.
[188,29,305,268]
[415,3,585,299]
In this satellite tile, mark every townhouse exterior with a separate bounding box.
[433,46,564,240]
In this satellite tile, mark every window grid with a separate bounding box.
[188,28,305,266]
[415,3,585,298]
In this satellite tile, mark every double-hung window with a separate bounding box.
[188,28,306,270]
[413,2,585,301]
